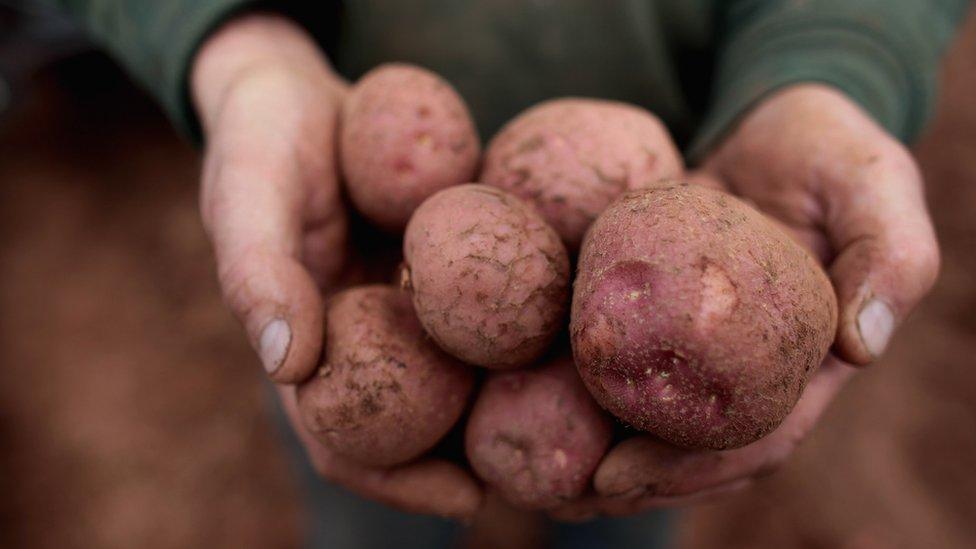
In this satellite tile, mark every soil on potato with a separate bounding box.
[2,9,976,549]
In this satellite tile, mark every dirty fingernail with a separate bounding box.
[857,298,894,359]
[259,318,291,374]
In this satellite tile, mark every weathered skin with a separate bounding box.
[297,285,474,467]
[480,98,684,250]
[466,356,613,509]
[340,63,480,231]
[571,182,837,450]
[403,184,570,369]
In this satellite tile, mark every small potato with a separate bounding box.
[341,63,480,231]
[297,285,474,467]
[403,184,570,369]
[466,356,613,509]
[480,98,683,250]
[571,183,837,450]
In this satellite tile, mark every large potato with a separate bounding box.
[340,63,480,231]
[297,285,474,467]
[571,183,837,449]
[403,184,570,369]
[480,98,683,250]
[466,356,613,509]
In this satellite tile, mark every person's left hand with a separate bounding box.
[549,83,941,520]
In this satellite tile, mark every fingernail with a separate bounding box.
[259,318,291,374]
[857,298,894,358]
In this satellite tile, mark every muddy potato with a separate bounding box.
[571,182,837,450]
[466,356,613,509]
[403,184,570,369]
[297,285,474,467]
[341,63,480,231]
[480,98,684,250]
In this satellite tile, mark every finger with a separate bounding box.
[594,357,855,499]
[548,479,751,521]
[334,459,484,520]
[596,479,752,517]
[278,386,484,520]
[201,106,341,383]
[548,479,751,522]
[823,142,940,364]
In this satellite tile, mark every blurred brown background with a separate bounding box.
[2,8,975,549]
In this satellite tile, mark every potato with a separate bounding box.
[571,182,837,450]
[466,356,613,509]
[297,285,474,467]
[403,184,570,369]
[340,63,480,232]
[480,98,684,250]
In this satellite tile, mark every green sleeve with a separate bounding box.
[46,0,258,138]
[688,0,970,162]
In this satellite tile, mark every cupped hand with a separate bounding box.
[551,84,940,520]
[192,14,482,519]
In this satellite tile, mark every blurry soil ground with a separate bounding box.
[0,57,303,548]
[1,10,975,549]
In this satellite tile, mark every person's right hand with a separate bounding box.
[191,13,482,519]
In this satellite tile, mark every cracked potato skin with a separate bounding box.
[480,98,684,250]
[465,356,613,509]
[340,63,480,232]
[571,183,837,450]
[296,285,474,467]
[403,184,570,369]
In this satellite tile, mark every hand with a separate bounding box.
[550,84,940,520]
[192,14,482,519]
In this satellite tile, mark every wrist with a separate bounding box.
[191,12,344,131]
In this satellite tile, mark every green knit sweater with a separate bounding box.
[47,0,970,160]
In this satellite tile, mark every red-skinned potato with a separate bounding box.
[297,285,474,467]
[340,63,480,231]
[466,356,613,509]
[571,182,837,450]
[403,184,570,369]
[480,98,684,250]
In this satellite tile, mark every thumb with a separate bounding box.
[191,14,349,383]
[824,143,940,365]
[200,141,335,384]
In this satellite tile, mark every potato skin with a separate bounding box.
[297,285,474,467]
[465,356,612,509]
[480,98,684,250]
[571,183,837,450]
[403,184,570,369]
[340,63,480,232]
